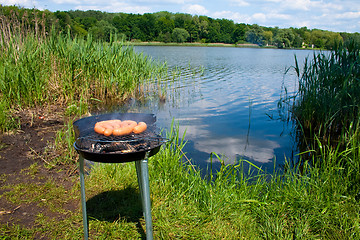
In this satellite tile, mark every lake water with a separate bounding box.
[131,46,316,173]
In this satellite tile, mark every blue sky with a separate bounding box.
[2,0,360,33]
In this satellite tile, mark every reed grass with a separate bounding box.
[280,43,360,149]
[0,15,168,132]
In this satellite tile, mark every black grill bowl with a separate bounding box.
[73,113,165,163]
[73,142,161,163]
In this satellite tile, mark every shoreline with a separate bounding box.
[129,41,263,48]
[128,41,320,50]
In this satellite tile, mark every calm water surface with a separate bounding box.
[131,46,315,172]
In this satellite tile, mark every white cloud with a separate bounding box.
[252,12,266,23]
[52,0,81,4]
[335,11,360,19]
[74,1,151,13]
[212,10,292,26]
[0,0,38,8]
[213,11,251,23]
[134,0,187,3]
[264,0,341,11]
[251,12,294,25]
[211,0,359,32]
[182,4,209,15]
[230,0,250,7]
[178,123,278,164]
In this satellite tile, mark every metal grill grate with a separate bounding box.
[81,125,160,143]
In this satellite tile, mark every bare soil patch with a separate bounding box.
[0,108,78,229]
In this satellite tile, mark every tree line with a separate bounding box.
[1,5,360,49]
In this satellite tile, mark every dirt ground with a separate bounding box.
[0,108,78,228]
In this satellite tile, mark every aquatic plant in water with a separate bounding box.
[280,42,360,153]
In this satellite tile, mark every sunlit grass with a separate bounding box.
[1,121,360,239]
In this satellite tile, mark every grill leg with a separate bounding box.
[135,158,153,240]
[135,161,143,210]
[79,156,89,240]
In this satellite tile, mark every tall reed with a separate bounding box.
[0,15,167,131]
[279,43,360,153]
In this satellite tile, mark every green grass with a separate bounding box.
[1,123,360,239]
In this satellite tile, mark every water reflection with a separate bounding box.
[131,46,315,172]
[180,124,280,164]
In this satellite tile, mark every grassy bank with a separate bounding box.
[1,123,360,239]
[129,41,322,50]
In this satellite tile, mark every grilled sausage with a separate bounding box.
[103,127,114,136]
[94,120,119,135]
[121,120,137,128]
[133,122,147,134]
[112,120,137,136]
[110,120,122,128]
[94,122,106,134]
[94,119,144,136]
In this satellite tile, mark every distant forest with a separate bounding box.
[1,5,360,49]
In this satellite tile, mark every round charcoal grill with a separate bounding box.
[73,113,166,240]
[73,112,166,163]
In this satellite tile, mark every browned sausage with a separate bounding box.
[103,126,114,136]
[112,120,137,136]
[94,120,121,136]
[95,119,143,136]
[133,122,147,134]
[94,122,106,134]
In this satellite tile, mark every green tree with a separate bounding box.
[174,13,192,29]
[139,13,157,41]
[233,23,248,43]
[341,32,360,48]
[4,5,359,49]
[112,14,130,39]
[198,16,209,41]
[311,29,327,48]
[79,17,97,30]
[172,28,189,43]
[263,30,273,46]
[71,21,87,38]
[273,29,295,48]
[155,12,175,35]
[246,24,264,45]
[184,17,198,42]
[325,32,343,49]
[218,18,235,43]
[54,11,71,30]
[89,20,117,41]
[207,19,221,43]
[159,32,172,43]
